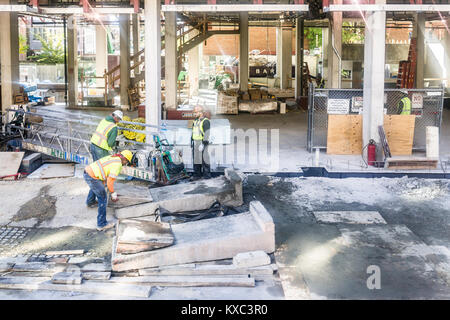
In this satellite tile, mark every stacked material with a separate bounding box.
[267,88,295,98]
[238,100,278,114]
[118,116,146,143]
[216,91,239,115]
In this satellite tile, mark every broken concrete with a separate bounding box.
[114,169,243,219]
[116,219,174,254]
[112,201,275,272]
[82,272,111,281]
[233,251,271,268]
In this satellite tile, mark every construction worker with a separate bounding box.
[397,93,412,115]
[191,105,211,180]
[83,150,133,231]
[90,110,123,161]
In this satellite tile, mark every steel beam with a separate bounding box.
[161,4,309,12]
[324,5,450,12]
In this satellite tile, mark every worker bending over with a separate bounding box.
[191,105,211,180]
[90,110,123,161]
[84,150,133,231]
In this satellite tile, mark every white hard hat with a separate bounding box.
[112,110,123,120]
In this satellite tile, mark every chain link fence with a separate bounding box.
[307,84,445,153]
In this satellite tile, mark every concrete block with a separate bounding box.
[81,263,111,272]
[280,102,286,114]
[112,201,275,272]
[20,153,42,174]
[115,202,159,219]
[82,272,111,281]
[51,271,82,285]
[233,251,271,268]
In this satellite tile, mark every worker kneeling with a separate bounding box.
[84,150,133,231]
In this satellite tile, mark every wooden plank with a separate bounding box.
[80,263,111,272]
[0,277,151,298]
[386,158,438,170]
[93,275,255,287]
[45,250,84,256]
[0,263,15,273]
[12,262,66,273]
[116,219,174,254]
[0,152,25,179]
[383,115,415,156]
[327,115,363,155]
[51,271,82,285]
[138,264,275,276]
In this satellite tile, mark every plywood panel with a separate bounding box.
[383,115,415,156]
[0,152,25,179]
[327,115,363,155]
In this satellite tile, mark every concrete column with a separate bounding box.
[0,8,19,112]
[164,11,177,110]
[95,24,108,86]
[132,13,140,76]
[445,18,450,89]
[67,15,78,108]
[322,27,329,85]
[239,12,249,92]
[415,14,425,88]
[188,46,199,97]
[119,14,130,109]
[295,18,304,98]
[327,0,342,88]
[280,27,293,89]
[145,0,161,131]
[362,7,386,148]
[276,27,282,81]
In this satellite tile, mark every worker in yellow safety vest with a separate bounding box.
[397,94,412,115]
[191,105,211,180]
[90,110,123,161]
[84,150,133,231]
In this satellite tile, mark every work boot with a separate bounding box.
[203,164,211,179]
[87,201,98,208]
[96,222,116,231]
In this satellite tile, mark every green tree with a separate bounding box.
[305,27,322,50]
[30,33,65,64]
[19,35,28,55]
[342,22,365,44]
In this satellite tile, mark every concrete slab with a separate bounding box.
[313,211,387,225]
[0,152,25,179]
[27,163,75,179]
[233,251,271,268]
[115,169,243,219]
[51,271,82,285]
[112,201,275,272]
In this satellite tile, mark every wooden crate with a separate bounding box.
[216,91,238,114]
[383,115,415,156]
[326,115,363,155]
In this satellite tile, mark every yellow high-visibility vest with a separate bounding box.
[192,118,208,141]
[399,97,412,115]
[90,118,117,151]
[87,155,122,181]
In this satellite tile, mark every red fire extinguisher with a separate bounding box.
[368,139,376,166]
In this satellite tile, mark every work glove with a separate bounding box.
[198,144,204,153]
[110,192,118,202]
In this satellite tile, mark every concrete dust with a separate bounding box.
[12,185,57,226]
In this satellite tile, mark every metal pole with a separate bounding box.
[63,16,68,105]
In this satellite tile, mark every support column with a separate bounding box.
[239,12,249,92]
[280,27,293,89]
[67,15,78,108]
[445,18,450,89]
[132,13,140,76]
[415,14,425,89]
[352,61,363,89]
[362,4,386,148]
[276,27,282,83]
[164,11,177,110]
[327,0,342,88]
[119,14,130,109]
[0,7,19,113]
[188,46,199,97]
[295,18,304,98]
[95,24,108,86]
[145,0,161,131]
[322,27,329,85]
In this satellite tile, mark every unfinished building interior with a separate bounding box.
[0,0,450,301]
